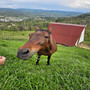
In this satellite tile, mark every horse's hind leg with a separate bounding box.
[36,55,41,65]
[47,55,51,65]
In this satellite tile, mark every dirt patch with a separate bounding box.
[57,43,90,50]
[79,43,90,50]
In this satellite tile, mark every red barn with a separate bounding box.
[48,22,86,46]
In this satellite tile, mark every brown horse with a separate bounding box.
[17,26,57,65]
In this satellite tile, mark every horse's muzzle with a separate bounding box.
[17,48,30,60]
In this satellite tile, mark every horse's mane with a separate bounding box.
[36,29,51,35]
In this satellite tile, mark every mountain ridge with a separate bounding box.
[0,8,84,17]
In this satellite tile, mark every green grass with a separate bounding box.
[83,25,90,45]
[0,31,90,90]
[0,31,34,41]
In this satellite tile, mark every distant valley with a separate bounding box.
[0,8,83,17]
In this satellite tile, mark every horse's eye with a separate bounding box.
[44,36,49,38]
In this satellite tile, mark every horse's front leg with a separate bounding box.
[36,55,41,65]
[47,55,51,65]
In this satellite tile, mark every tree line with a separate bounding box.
[0,17,52,31]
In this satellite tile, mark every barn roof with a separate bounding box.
[48,22,86,46]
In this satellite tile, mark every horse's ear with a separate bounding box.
[35,25,39,31]
[48,26,54,34]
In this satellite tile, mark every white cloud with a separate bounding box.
[4,0,57,4]
[0,1,17,8]
[0,0,90,11]
[60,0,90,9]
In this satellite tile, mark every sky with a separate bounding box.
[0,0,90,12]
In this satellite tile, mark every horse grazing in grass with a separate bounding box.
[17,26,57,65]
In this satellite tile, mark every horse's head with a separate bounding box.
[17,26,54,60]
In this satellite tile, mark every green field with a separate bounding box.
[0,31,90,90]
[83,25,90,45]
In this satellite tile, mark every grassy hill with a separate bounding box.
[0,31,90,90]
[55,13,90,25]
[0,8,83,17]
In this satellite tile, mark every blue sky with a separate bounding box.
[0,0,90,12]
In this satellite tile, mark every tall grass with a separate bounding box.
[0,31,90,90]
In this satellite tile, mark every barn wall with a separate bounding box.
[75,40,79,46]
[49,22,86,46]
[79,28,85,43]
[75,28,85,46]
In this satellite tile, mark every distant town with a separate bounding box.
[0,15,29,22]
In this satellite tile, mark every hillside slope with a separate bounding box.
[55,13,90,25]
[0,31,90,90]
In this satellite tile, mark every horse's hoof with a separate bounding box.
[36,63,39,65]
[47,64,51,66]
